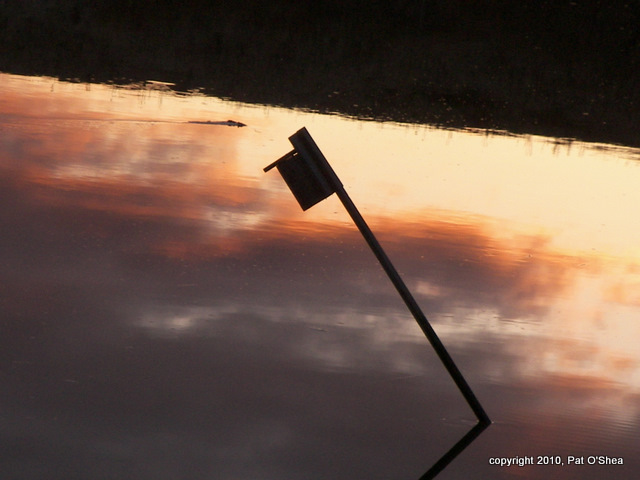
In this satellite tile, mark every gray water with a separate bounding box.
[1,73,639,479]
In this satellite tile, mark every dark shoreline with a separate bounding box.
[1,1,638,147]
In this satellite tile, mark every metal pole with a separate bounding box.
[271,127,490,425]
[334,184,491,425]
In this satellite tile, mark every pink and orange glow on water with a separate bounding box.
[1,73,639,479]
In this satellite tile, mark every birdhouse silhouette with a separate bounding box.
[263,128,340,210]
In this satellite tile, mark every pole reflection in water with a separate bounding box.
[420,421,489,480]
[1,72,640,479]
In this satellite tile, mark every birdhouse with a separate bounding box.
[264,128,340,210]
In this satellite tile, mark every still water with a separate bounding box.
[1,72,639,479]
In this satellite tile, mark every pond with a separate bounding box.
[1,72,639,479]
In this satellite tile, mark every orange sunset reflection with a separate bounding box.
[3,72,640,441]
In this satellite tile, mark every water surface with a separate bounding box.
[1,73,639,479]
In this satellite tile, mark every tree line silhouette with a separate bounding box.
[1,0,638,146]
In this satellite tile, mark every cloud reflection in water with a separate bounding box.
[1,73,639,479]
